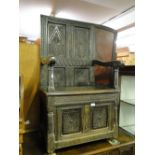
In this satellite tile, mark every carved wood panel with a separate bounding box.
[74,68,90,86]
[74,27,90,58]
[53,67,66,87]
[48,23,66,57]
[91,106,108,129]
[62,108,81,134]
[41,16,119,153]
[41,16,117,90]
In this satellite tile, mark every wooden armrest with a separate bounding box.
[92,60,124,68]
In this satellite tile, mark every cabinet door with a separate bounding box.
[90,102,113,132]
[57,105,84,140]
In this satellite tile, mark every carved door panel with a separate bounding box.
[90,102,113,132]
[57,105,84,140]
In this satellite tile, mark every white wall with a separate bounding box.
[119,75,135,134]
[120,76,135,100]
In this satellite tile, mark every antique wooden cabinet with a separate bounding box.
[40,15,122,155]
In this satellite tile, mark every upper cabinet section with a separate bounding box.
[41,15,117,63]
[40,15,117,89]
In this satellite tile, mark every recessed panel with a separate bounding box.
[74,27,90,58]
[54,67,66,87]
[91,106,108,129]
[48,23,66,56]
[95,28,114,87]
[62,109,81,134]
[74,68,90,86]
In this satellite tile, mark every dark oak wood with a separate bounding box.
[40,15,118,90]
[40,90,120,153]
[92,60,124,68]
[40,15,122,154]
[119,65,135,76]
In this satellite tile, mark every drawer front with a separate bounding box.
[46,93,119,112]
[48,93,119,105]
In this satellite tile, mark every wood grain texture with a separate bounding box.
[40,16,120,154]
[40,16,117,90]
[95,28,116,87]
[43,91,119,153]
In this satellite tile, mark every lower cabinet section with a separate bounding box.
[56,102,115,143]
[40,91,120,154]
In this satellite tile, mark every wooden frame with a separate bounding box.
[40,16,121,155]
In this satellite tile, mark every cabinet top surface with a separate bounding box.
[42,86,120,96]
